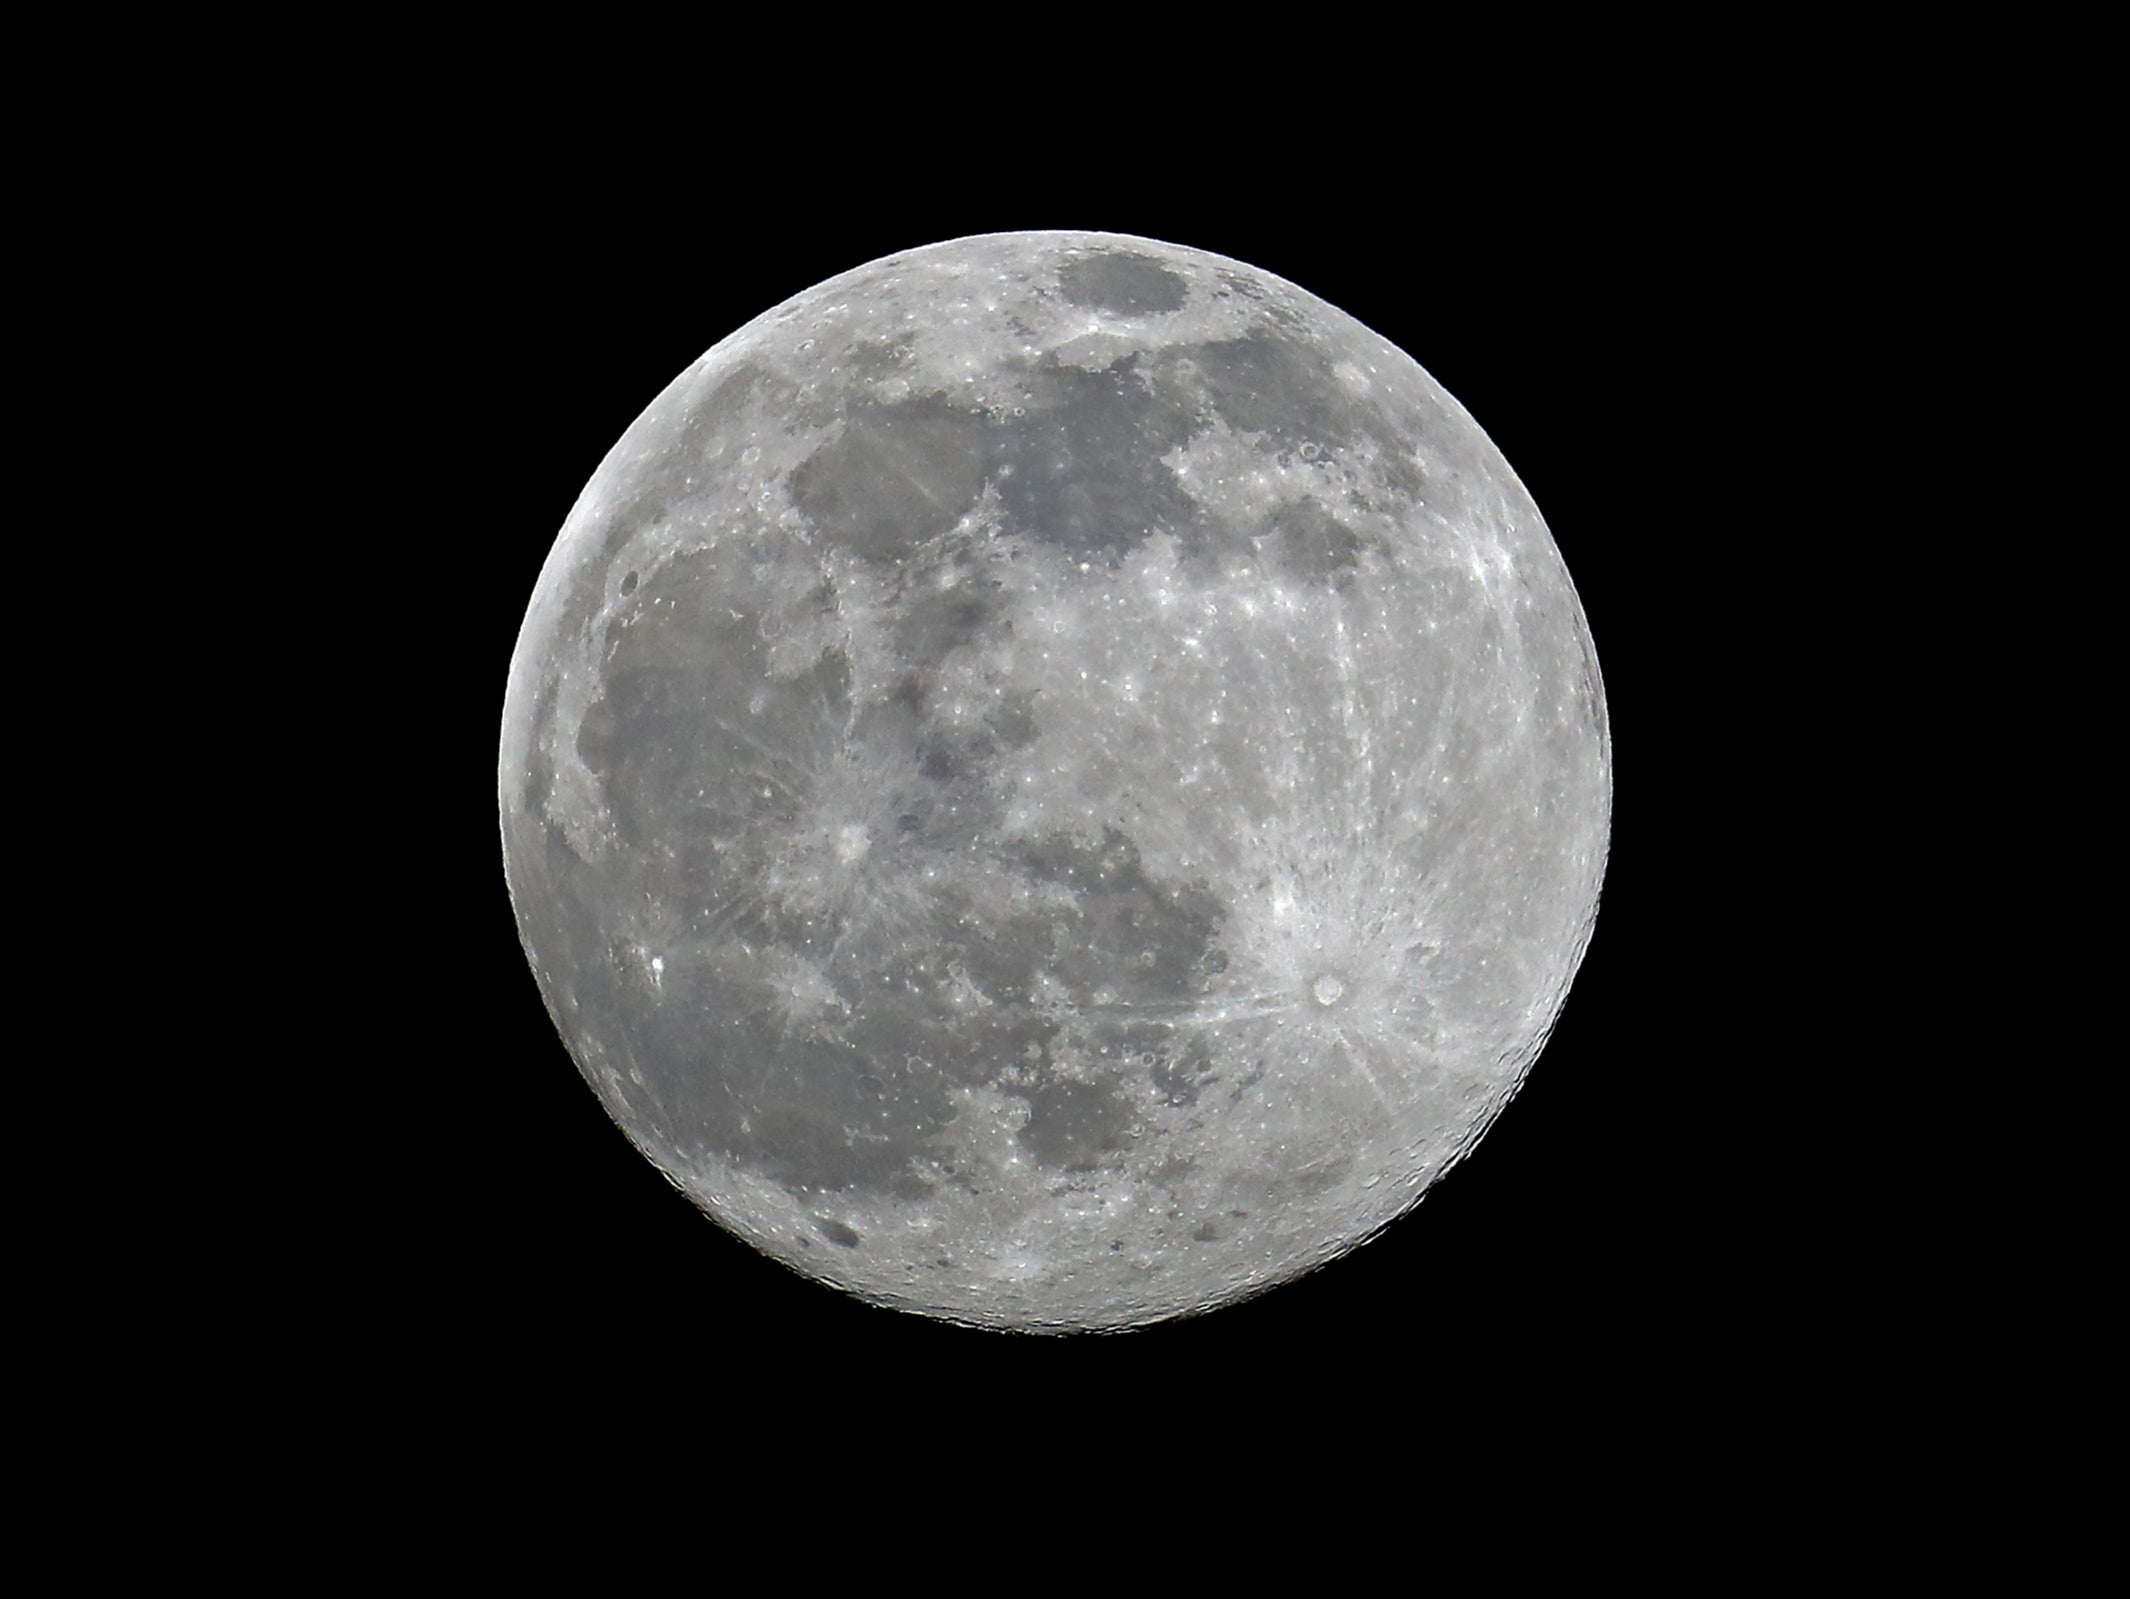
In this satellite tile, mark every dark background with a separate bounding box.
[395,161,1754,1429]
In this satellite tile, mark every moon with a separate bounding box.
[499,231,1610,1331]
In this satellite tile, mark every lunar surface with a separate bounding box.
[499,231,1609,1331]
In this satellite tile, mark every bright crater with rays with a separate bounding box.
[499,231,1610,1330]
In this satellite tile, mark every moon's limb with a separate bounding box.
[499,232,1609,1331]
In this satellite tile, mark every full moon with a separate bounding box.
[499,231,1609,1331]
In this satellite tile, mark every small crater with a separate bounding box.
[817,1218,861,1249]
[620,570,638,595]
[1313,975,1346,1007]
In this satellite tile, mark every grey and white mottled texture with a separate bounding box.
[498,231,1610,1331]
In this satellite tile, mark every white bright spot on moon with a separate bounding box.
[498,231,1610,1333]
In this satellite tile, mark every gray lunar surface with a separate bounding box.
[498,231,1610,1331]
